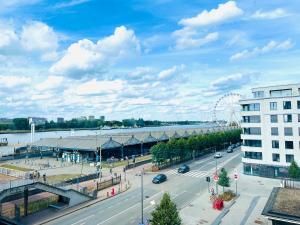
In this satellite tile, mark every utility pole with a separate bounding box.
[215,147,218,194]
[141,168,144,224]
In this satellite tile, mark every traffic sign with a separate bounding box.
[213,174,219,182]
[206,176,211,182]
[234,173,238,180]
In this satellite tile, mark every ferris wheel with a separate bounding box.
[213,93,241,127]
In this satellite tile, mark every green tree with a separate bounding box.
[151,193,181,225]
[288,161,300,179]
[218,168,230,192]
[13,118,29,130]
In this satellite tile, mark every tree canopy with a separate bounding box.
[218,168,230,192]
[288,161,300,179]
[151,193,181,225]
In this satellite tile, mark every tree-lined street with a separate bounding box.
[41,148,242,225]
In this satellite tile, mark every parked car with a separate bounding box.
[214,152,222,158]
[152,174,167,184]
[226,147,233,153]
[178,165,190,173]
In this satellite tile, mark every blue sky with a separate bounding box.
[0,0,299,121]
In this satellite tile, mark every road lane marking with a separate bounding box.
[70,214,95,225]
[96,191,163,225]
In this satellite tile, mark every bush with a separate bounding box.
[218,190,236,201]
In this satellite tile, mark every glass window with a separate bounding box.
[297,101,300,109]
[242,116,261,123]
[243,127,261,135]
[270,115,278,123]
[270,89,292,97]
[283,114,292,123]
[244,140,262,147]
[244,151,262,160]
[286,154,294,163]
[271,127,279,136]
[253,91,264,98]
[285,141,294,149]
[283,101,292,109]
[242,103,260,111]
[272,140,279,149]
[270,102,277,110]
[272,153,280,162]
[284,127,293,136]
[298,114,300,122]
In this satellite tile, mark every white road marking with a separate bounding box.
[70,214,95,225]
[96,191,163,225]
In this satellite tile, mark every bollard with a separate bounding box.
[107,192,109,197]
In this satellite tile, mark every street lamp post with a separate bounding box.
[214,147,218,194]
[141,168,144,225]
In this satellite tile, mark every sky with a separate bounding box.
[0,0,299,121]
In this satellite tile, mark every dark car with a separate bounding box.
[178,165,190,173]
[152,174,167,184]
[226,146,233,153]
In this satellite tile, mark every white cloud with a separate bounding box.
[54,0,90,9]
[35,76,64,91]
[173,1,241,50]
[230,40,293,61]
[50,26,140,78]
[21,21,58,60]
[0,21,59,61]
[0,0,40,11]
[0,75,31,88]
[158,64,185,80]
[173,31,219,50]
[74,79,125,96]
[179,1,243,27]
[251,8,289,20]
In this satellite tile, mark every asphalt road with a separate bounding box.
[46,148,242,225]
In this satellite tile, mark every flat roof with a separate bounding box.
[262,187,300,224]
[252,83,300,91]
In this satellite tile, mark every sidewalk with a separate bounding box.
[180,163,281,225]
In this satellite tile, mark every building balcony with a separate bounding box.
[241,134,262,140]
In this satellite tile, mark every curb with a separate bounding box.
[37,184,132,225]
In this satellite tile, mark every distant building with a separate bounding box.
[88,115,95,121]
[57,117,64,123]
[28,117,47,125]
[100,116,105,121]
[77,116,87,121]
[240,83,300,178]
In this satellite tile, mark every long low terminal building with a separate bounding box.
[32,126,229,162]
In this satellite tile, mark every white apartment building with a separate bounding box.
[240,83,300,178]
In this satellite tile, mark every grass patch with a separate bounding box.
[218,190,236,201]
[45,174,81,184]
[0,164,32,172]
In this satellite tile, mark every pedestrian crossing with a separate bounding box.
[165,169,209,178]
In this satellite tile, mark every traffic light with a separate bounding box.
[206,176,210,182]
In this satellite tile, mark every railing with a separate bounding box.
[0,167,31,179]
[96,175,121,191]
[282,178,300,189]
[0,179,34,191]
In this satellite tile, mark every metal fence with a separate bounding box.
[0,167,31,179]
[96,175,121,191]
[282,178,300,189]
[0,179,34,191]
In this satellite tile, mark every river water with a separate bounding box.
[0,123,216,154]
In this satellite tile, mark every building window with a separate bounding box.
[283,101,292,109]
[244,140,262,147]
[286,154,294,163]
[285,141,294,149]
[298,114,300,122]
[242,116,261,123]
[253,91,264,98]
[244,151,263,160]
[270,115,278,123]
[299,127,300,136]
[271,127,279,136]
[283,114,292,123]
[272,153,280,162]
[272,140,279,149]
[242,103,260,111]
[243,127,261,135]
[270,89,292,97]
[284,127,293,136]
[270,102,277,110]
[297,100,300,109]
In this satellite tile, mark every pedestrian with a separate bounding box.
[43,174,46,183]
